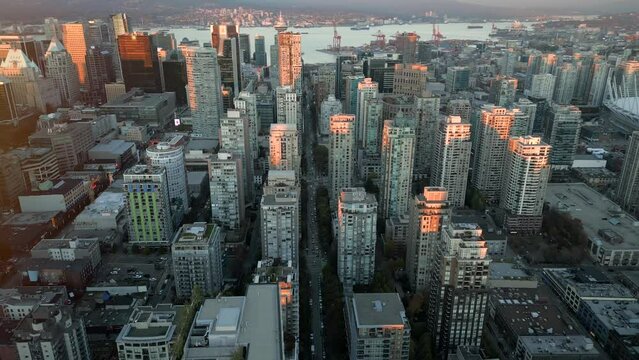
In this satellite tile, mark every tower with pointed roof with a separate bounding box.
[45,37,80,106]
[0,48,60,112]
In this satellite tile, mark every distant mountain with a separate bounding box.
[1,0,638,21]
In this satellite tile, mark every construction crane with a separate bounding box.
[371,30,386,47]
[432,23,444,46]
[332,20,341,52]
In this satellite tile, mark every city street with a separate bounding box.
[302,87,326,360]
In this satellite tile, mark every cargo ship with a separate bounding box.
[467,25,484,29]
[351,22,370,31]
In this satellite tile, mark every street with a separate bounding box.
[302,86,327,360]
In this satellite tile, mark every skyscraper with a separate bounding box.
[218,35,242,109]
[172,222,224,299]
[44,37,80,107]
[491,76,518,107]
[211,24,238,56]
[393,63,428,96]
[329,114,356,202]
[588,61,612,107]
[161,49,187,106]
[414,95,441,175]
[118,33,162,92]
[428,219,491,356]
[146,139,189,217]
[343,74,366,114]
[269,123,300,174]
[445,66,470,93]
[395,32,418,64]
[446,99,471,123]
[111,13,130,38]
[500,136,551,233]
[406,187,450,291]
[209,152,245,230]
[320,95,342,136]
[183,45,223,138]
[472,105,515,203]
[254,35,267,67]
[553,63,578,105]
[617,131,639,215]
[0,77,18,122]
[337,188,378,291]
[44,17,62,41]
[527,73,556,101]
[123,165,174,246]
[275,85,302,132]
[220,110,253,199]
[362,98,384,156]
[278,31,302,89]
[85,45,114,105]
[61,22,89,87]
[544,104,582,169]
[431,116,472,208]
[355,78,379,145]
[234,91,260,160]
[380,113,416,219]
[261,183,300,265]
[239,33,251,64]
[514,98,537,136]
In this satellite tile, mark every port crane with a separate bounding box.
[332,20,341,52]
[432,23,444,46]
[371,30,386,47]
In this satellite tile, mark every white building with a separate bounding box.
[320,95,342,136]
[30,237,101,269]
[329,114,356,202]
[172,223,225,299]
[526,73,555,101]
[269,123,300,174]
[346,293,411,360]
[44,37,80,107]
[355,78,379,144]
[15,305,91,360]
[146,137,189,216]
[209,152,245,230]
[500,136,551,233]
[380,114,415,219]
[337,188,377,291]
[431,115,472,208]
[261,190,300,266]
[116,304,182,360]
[182,284,285,360]
[184,46,223,138]
[276,85,302,132]
[234,91,260,159]
[472,105,515,203]
[220,110,253,199]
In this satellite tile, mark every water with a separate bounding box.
[153,22,531,64]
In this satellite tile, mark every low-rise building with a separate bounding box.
[514,336,599,360]
[543,267,636,313]
[18,178,89,213]
[30,237,101,269]
[14,304,92,360]
[0,286,68,321]
[345,293,410,360]
[182,284,285,360]
[116,304,184,360]
[88,139,137,170]
[546,183,639,266]
[100,88,176,128]
[577,300,639,348]
[73,191,126,231]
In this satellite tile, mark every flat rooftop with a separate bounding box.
[490,262,533,281]
[583,300,639,336]
[1,211,60,225]
[89,140,134,156]
[21,178,83,196]
[76,191,126,217]
[518,336,599,356]
[352,293,407,328]
[546,183,639,250]
[32,237,97,251]
[174,223,218,244]
[453,210,507,241]
[102,90,174,108]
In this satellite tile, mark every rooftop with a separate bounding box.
[453,210,506,241]
[89,140,135,156]
[21,178,83,196]
[116,305,182,343]
[340,188,376,205]
[518,336,599,356]
[546,183,639,250]
[351,293,408,328]
[31,237,98,251]
[583,300,639,336]
[75,191,126,218]
[102,89,174,108]
[185,284,283,360]
[490,262,534,281]
[544,267,635,299]
[174,223,219,244]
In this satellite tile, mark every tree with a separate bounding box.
[407,292,425,320]
[230,348,244,360]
